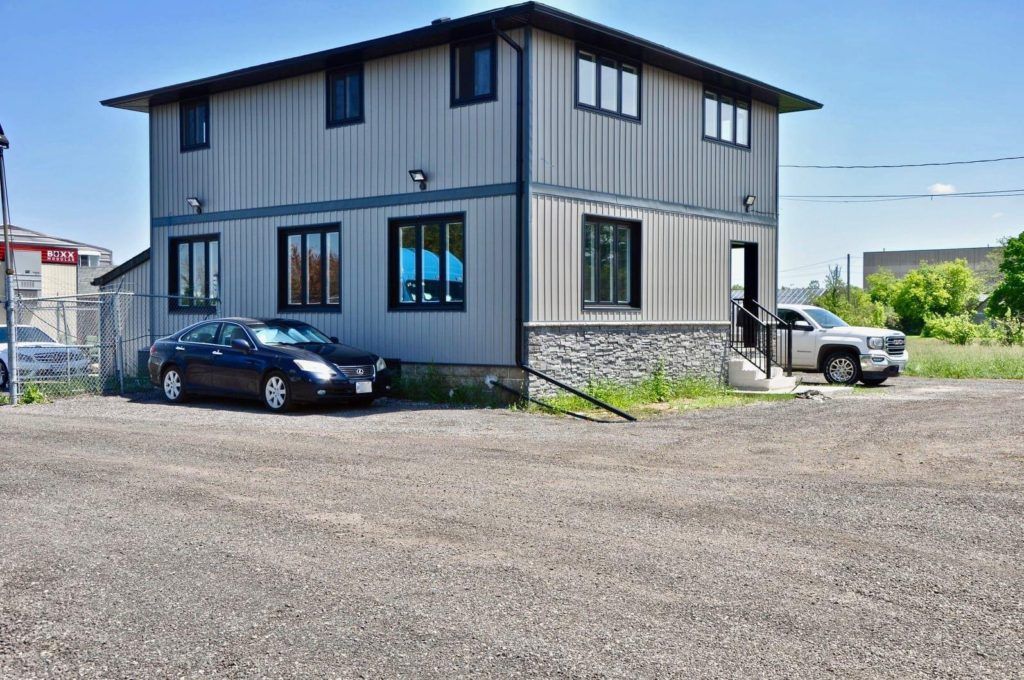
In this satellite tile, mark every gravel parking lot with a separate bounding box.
[1,378,1022,678]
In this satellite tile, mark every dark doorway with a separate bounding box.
[731,242,759,346]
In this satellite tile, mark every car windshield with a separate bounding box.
[803,307,849,329]
[249,321,331,346]
[0,326,56,343]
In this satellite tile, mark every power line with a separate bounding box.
[782,154,1024,169]
[780,188,1024,203]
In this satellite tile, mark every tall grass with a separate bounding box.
[905,336,1024,379]
[542,364,791,415]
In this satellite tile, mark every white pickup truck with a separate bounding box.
[776,304,908,385]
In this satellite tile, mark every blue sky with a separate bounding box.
[2,0,1021,285]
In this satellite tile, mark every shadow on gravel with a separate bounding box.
[123,390,501,419]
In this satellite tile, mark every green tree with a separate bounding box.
[892,259,980,334]
[866,268,900,306]
[813,265,890,327]
[987,231,1024,318]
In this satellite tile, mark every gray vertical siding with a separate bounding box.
[99,257,152,376]
[529,194,776,324]
[151,196,515,365]
[149,36,520,220]
[530,30,779,216]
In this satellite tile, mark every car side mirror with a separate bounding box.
[792,321,813,332]
[231,338,253,352]
[330,336,340,344]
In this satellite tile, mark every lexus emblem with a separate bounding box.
[355,368,365,375]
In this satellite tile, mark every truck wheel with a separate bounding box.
[860,376,888,386]
[822,351,860,385]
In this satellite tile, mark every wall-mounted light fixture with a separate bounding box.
[743,194,757,212]
[186,197,203,214]
[408,169,427,191]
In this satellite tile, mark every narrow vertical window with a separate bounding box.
[735,101,749,147]
[720,96,735,143]
[621,64,639,118]
[452,37,496,105]
[577,51,597,107]
[326,65,364,126]
[704,92,719,138]
[389,215,466,310]
[179,98,209,151]
[169,234,219,311]
[599,58,618,112]
[581,218,640,308]
[575,47,640,120]
[278,225,341,310]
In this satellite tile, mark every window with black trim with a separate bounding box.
[326,65,364,127]
[576,48,640,120]
[703,90,750,147]
[451,37,496,106]
[389,215,465,310]
[180,98,210,151]
[169,235,219,311]
[582,218,641,308]
[278,225,341,310]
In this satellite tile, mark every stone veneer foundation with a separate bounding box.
[525,323,731,397]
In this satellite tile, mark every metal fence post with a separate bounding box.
[113,293,124,393]
[1,123,18,406]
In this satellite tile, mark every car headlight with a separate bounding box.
[375,357,387,372]
[294,359,335,378]
[867,337,884,350]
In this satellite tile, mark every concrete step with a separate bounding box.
[727,357,800,393]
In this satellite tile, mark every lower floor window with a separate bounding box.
[582,218,640,308]
[389,215,465,310]
[169,235,219,311]
[279,225,341,310]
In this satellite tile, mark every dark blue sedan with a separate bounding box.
[148,318,392,411]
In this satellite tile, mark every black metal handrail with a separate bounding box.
[730,299,793,377]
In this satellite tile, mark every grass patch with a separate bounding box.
[904,336,1024,379]
[538,368,793,419]
[392,365,506,407]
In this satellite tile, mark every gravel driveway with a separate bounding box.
[1,378,1022,678]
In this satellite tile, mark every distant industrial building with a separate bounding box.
[0,225,113,301]
[863,246,1000,286]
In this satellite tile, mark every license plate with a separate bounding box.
[355,381,373,394]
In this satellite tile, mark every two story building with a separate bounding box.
[102,2,820,392]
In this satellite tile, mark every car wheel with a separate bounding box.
[0,361,8,391]
[860,375,888,386]
[262,371,292,412]
[161,366,187,403]
[823,351,860,385]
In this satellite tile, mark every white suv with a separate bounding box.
[776,304,908,385]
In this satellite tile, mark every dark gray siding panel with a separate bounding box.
[150,36,519,220]
[529,193,776,323]
[151,196,515,365]
[530,30,778,216]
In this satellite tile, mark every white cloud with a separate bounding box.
[992,212,1005,219]
[927,182,957,195]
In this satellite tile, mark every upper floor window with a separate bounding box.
[576,48,640,120]
[278,225,341,311]
[169,234,219,311]
[451,37,496,106]
[180,98,209,151]
[704,90,750,148]
[582,217,641,308]
[326,65,364,127]
[389,215,465,310]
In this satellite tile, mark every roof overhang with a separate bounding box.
[101,2,821,114]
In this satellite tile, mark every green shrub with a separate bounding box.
[19,383,49,405]
[922,314,981,345]
[991,313,1024,347]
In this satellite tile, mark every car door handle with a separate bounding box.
[175,346,185,351]
[212,350,223,356]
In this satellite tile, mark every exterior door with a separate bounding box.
[732,242,759,347]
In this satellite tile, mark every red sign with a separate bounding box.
[0,244,79,265]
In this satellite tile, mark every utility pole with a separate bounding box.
[0,122,18,406]
[846,253,851,303]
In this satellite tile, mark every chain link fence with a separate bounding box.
[3,291,215,400]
